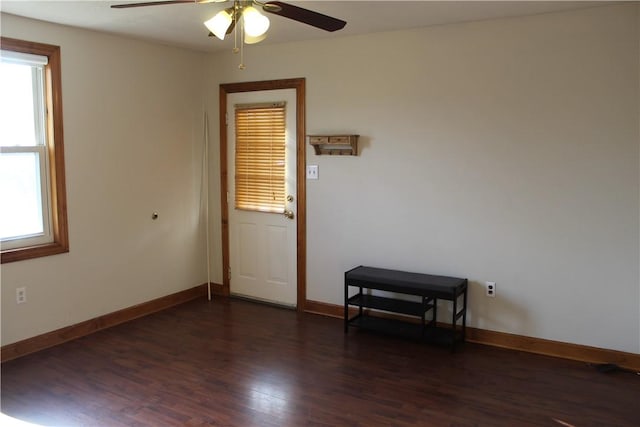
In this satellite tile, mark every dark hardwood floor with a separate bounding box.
[2,297,639,426]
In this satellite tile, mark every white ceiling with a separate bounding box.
[1,1,612,53]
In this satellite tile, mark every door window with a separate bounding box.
[234,102,286,213]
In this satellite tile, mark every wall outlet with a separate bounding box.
[306,165,319,180]
[16,287,27,304]
[485,281,496,298]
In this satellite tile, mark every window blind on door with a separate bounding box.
[234,102,286,213]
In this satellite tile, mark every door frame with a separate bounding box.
[219,78,306,311]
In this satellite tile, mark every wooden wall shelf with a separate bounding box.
[308,135,359,156]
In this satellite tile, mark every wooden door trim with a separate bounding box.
[219,78,306,311]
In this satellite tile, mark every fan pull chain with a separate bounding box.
[233,10,239,55]
[238,15,246,70]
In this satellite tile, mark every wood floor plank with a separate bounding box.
[2,297,639,426]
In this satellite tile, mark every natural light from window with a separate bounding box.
[0,56,50,245]
[0,62,39,146]
[0,153,44,239]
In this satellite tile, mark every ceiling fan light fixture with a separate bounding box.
[244,33,267,44]
[204,8,233,40]
[242,6,270,38]
[112,0,347,70]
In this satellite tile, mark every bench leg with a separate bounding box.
[432,298,438,328]
[421,297,426,336]
[462,288,467,342]
[344,276,348,333]
[451,296,457,352]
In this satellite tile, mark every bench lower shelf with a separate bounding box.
[347,294,432,316]
[346,314,461,347]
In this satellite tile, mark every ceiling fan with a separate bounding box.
[111,0,347,68]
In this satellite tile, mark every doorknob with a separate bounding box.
[283,210,295,219]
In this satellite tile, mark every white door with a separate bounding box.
[227,89,297,306]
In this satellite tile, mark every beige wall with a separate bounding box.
[1,14,208,345]
[1,4,638,355]
[205,4,640,353]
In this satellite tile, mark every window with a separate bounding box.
[234,102,286,213]
[0,37,69,263]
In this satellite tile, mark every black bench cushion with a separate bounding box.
[346,266,467,298]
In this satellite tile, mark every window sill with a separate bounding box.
[1,241,69,264]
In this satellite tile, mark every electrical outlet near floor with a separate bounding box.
[485,281,496,298]
[16,287,27,304]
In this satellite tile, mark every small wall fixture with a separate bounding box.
[309,135,359,156]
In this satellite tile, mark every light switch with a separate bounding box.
[306,165,319,180]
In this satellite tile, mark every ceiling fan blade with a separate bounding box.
[111,0,194,8]
[111,0,223,9]
[262,1,346,32]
